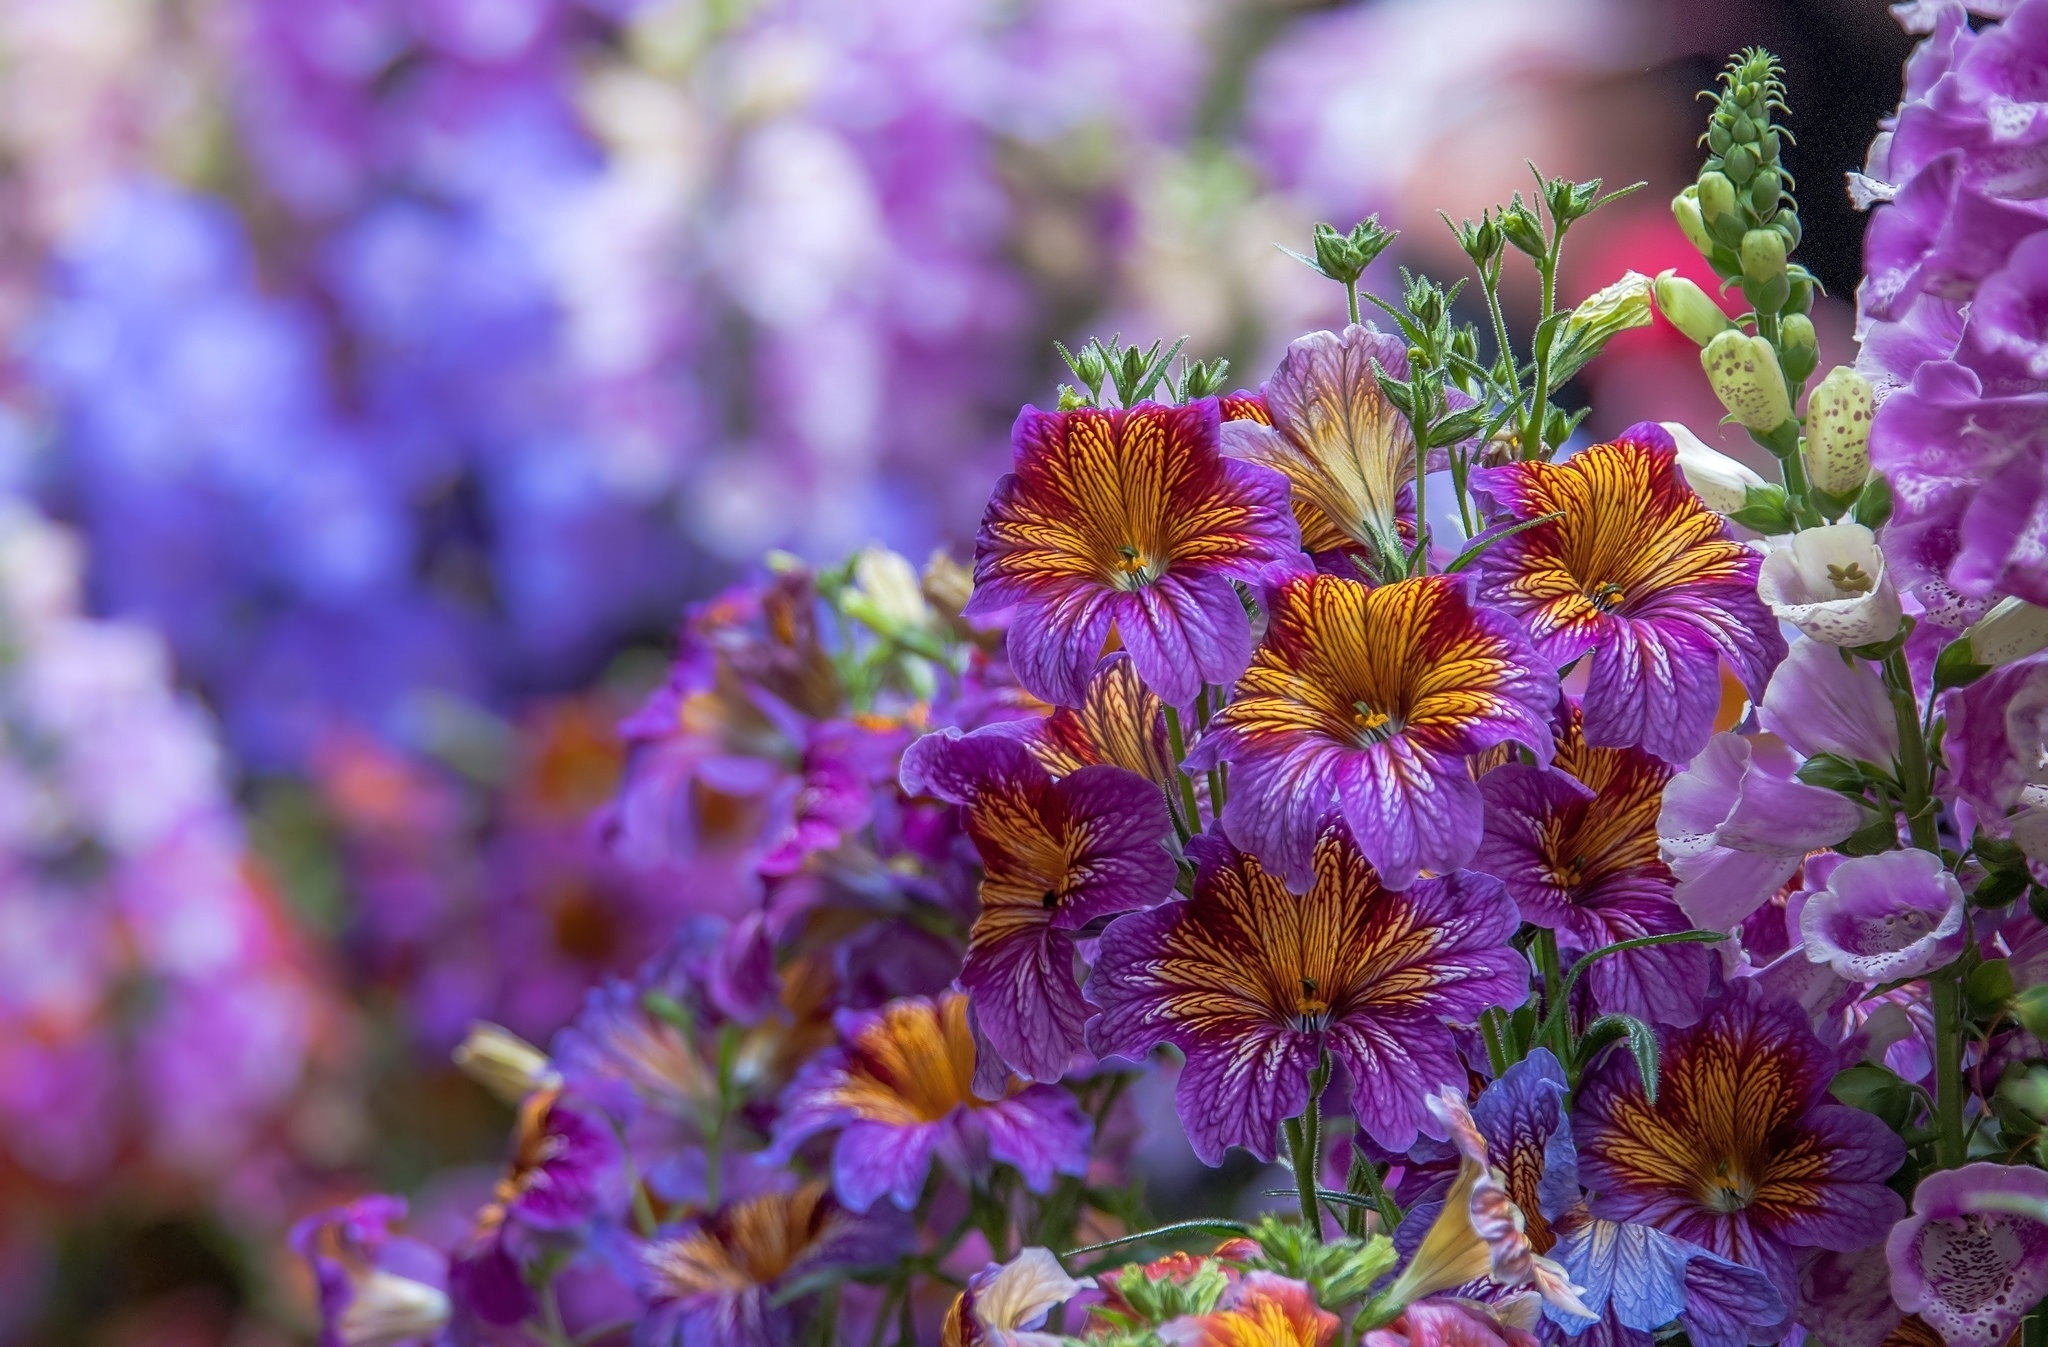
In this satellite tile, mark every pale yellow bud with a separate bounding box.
[452,1022,559,1104]
[1702,330,1793,432]
[1966,597,2048,668]
[1652,270,1732,348]
[1803,366,1874,496]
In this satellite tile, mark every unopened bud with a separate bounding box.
[2018,984,2048,1041]
[340,1270,453,1346]
[1749,168,1782,219]
[1661,421,1768,514]
[1741,229,1787,285]
[1804,366,1873,495]
[1500,200,1545,258]
[453,1022,559,1104]
[1653,270,1733,347]
[1673,188,1713,255]
[1702,330,1794,432]
[1556,270,1652,370]
[850,544,935,636]
[1966,597,2048,668]
[1778,313,1819,385]
[1698,171,1738,225]
[1724,143,1758,184]
[1310,222,1364,285]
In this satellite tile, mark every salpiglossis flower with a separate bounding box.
[1163,1271,1339,1347]
[964,399,1300,709]
[1087,827,1526,1162]
[1189,572,1556,890]
[1573,979,1906,1297]
[768,991,1092,1212]
[900,730,1176,1082]
[1471,424,1784,764]
[996,652,1178,798]
[1475,704,1712,1026]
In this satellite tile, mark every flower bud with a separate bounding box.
[1653,270,1732,347]
[1965,597,2048,667]
[342,1271,453,1346]
[1554,270,1652,379]
[1702,330,1793,432]
[1500,200,1545,258]
[1724,143,1758,184]
[1778,312,1819,385]
[1749,168,1782,219]
[1697,171,1738,226]
[1740,229,1787,286]
[850,544,934,636]
[453,1022,559,1104]
[1673,188,1713,255]
[1660,421,1768,514]
[2018,984,2048,1043]
[1804,366,1874,496]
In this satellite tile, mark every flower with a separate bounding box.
[1087,827,1526,1161]
[768,991,1092,1211]
[1573,979,1907,1297]
[1219,324,1418,559]
[1885,1163,2048,1347]
[1470,426,1783,764]
[1660,421,1767,515]
[1474,705,1711,1026]
[641,1181,908,1347]
[1701,330,1794,431]
[1804,367,1875,497]
[1798,848,1966,982]
[1657,732,1869,933]
[1359,1300,1537,1347]
[899,729,1176,1081]
[964,399,1300,708]
[1188,572,1556,890]
[1944,651,2048,828]
[1757,638,1900,768]
[1757,524,1904,647]
[942,1246,1092,1347]
[994,652,1178,797]
[290,1196,451,1347]
[1159,1271,1338,1347]
[1963,596,2048,667]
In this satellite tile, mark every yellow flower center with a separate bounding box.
[1827,561,1875,594]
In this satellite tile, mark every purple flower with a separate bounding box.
[1886,1163,2048,1347]
[1799,848,1967,982]
[1574,980,1906,1300]
[640,1182,909,1347]
[1087,826,1526,1162]
[1188,572,1557,891]
[1944,651,2048,827]
[1758,637,1900,768]
[767,991,1092,1211]
[1862,150,2048,322]
[1470,426,1783,764]
[899,729,1176,1082]
[1657,733,1870,933]
[290,1196,451,1347]
[964,399,1301,709]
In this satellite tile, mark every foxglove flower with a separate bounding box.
[1885,1163,2048,1347]
[1758,637,1899,768]
[769,991,1092,1211]
[1658,732,1869,933]
[291,1196,451,1347]
[1220,324,1418,559]
[1944,652,2048,829]
[1661,421,1767,515]
[900,730,1176,1081]
[1799,849,1966,982]
[942,1246,1092,1347]
[641,1182,908,1347]
[1087,827,1526,1161]
[1476,706,1710,1026]
[1757,524,1904,647]
[1574,980,1906,1297]
[1189,573,1556,890]
[1471,425,1783,764]
[964,400,1300,708]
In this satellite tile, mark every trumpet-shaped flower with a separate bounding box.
[943,1246,1093,1347]
[1188,573,1556,891]
[1470,425,1784,764]
[1475,705,1711,1026]
[1574,980,1906,1298]
[768,991,1092,1211]
[995,652,1178,793]
[1885,1163,2048,1347]
[1799,849,1966,983]
[1757,524,1904,648]
[965,400,1300,708]
[1757,637,1900,768]
[1087,827,1526,1162]
[1220,324,1418,559]
[899,730,1176,1082]
[640,1182,909,1347]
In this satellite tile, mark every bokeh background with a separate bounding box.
[0,0,1909,1341]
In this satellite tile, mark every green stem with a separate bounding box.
[1347,1148,1402,1238]
[1534,929,1567,1053]
[1931,974,1968,1169]
[1481,1007,1511,1076]
[1346,280,1361,326]
[1522,237,1560,461]
[1291,1051,1332,1238]
[1882,648,1937,851]
[2023,1301,2046,1347]
[1163,705,1203,834]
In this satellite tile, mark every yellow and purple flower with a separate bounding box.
[1187,572,1556,890]
[290,1196,451,1347]
[1885,1162,2048,1347]
[964,399,1301,709]
[640,1181,909,1347]
[1159,1271,1339,1347]
[1474,704,1712,1026]
[768,991,1092,1211]
[998,652,1179,797]
[941,1246,1093,1347]
[1573,979,1906,1299]
[899,729,1177,1082]
[1086,826,1526,1162]
[1470,425,1784,764]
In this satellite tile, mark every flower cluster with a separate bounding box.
[288,19,2048,1347]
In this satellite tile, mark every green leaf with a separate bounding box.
[1830,1064,1915,1132]
[1932,638,1993,694]
[1966,958,2015,1014]
[1577,1014,1661,1103]
[1445,512,1565,575]
[1794,752,1868,796]
[1852,474,1894,530]
[1837,813,1901,857]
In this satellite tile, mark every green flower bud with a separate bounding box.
[1724,143,1758,184]
[1804,366,1874,495]
[1708,122,1733,156]
[1311,222,1365,285]
[1500,200,1545,258]
[1760,128,1781,164]
[1965,597,2048,668]
[1551,270,1654,383]
[1702,329,1793,432]
[1776,212,1802,251]
[1652,269,1733,347]
[453,1023,559,1104]
[1673,188,1713,255]
[1741,228,1787,285]
[1698,171,1738,225]
[1778,312,1819,385]
[1786,273,1814,314]
[1749,169,1782,218]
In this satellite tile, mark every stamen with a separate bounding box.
[1826,561,1875,594]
